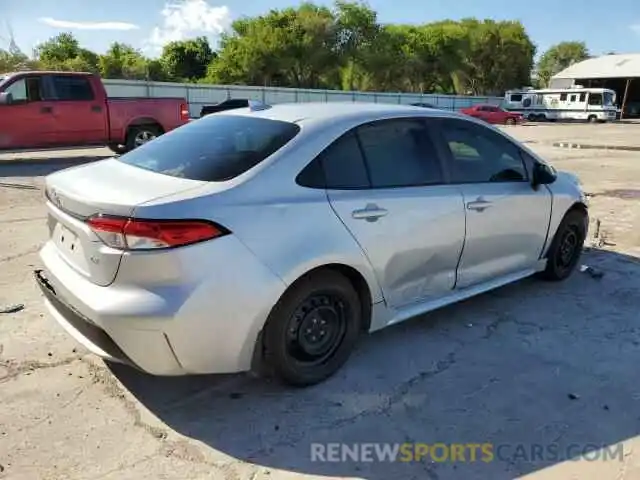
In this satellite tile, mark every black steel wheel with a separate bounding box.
[540,209,587,281]
[286,293,349,366]
[263,270,362,386]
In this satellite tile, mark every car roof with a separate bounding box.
[216,101,462,124]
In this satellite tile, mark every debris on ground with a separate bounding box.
[580,265,605,279]
[0,304,24,314]
[594,219,601,239]
[589,218,616,248]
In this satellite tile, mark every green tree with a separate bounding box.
[536,41,590,87]
[34,33,99,72]
[333,1,380,90]
[0,49,38,72]
[161,36,214,81]
[209,4,340,88]
[146,59,171,81]
[35,32,79,64]
[21,4,547,96]
[357,25,409,91]
[454,19,536,95]
[0,34,40,72]
[383,22,467,94]
[99,42,150,79]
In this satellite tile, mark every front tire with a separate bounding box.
[540,209,587,281]
[263,270,362,387]
[505,117,516,126]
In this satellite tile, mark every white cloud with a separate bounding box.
[147,0,231,49]
[631,24,640,34]
[38,17,140,31]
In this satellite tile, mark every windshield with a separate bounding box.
[117,114,301,181]
[604,91,615,106]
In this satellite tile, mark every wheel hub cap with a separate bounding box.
[134,131,156,147]
[286,294,347,364]
[558,230,578,267]
[298,307,338,356]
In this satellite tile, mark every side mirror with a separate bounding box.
[531,162,556,188]
[0,92,13,105]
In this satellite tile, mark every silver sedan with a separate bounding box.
[35,102,588,386]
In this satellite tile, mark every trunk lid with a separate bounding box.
[44,158,207,286]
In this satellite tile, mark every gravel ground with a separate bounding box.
[1,123,639,480]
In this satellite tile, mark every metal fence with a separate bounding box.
[102,79,504,118]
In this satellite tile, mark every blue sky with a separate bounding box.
[2,0,640,58]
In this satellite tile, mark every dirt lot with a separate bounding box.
[1,124,639,480]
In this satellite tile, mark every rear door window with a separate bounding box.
[48,75,94,101]
[296,132,370,189]
[118,115,301,181]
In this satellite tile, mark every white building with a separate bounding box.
[550,53,640,118]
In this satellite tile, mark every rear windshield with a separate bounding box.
[117,115,301,181]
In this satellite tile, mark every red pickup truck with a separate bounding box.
[0,71,189,153]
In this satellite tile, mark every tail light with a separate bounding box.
[87,215,229,250]
[180,103,190,121]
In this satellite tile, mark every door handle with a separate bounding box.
[352,204,388,222]
[40,106,52,114]
[466,197,492,212]
[91,105,102,113]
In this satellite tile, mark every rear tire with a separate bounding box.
[588,115,598,123]
[539,209,587,281]
[263,270,362,387]
[124,125,161,152]
[107,143,127,155]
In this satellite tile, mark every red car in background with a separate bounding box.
[460,104,523,125]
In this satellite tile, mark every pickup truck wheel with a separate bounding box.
[505,117,516,125]
[125,125,160,152]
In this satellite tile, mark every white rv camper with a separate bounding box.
[503,87,617,122]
